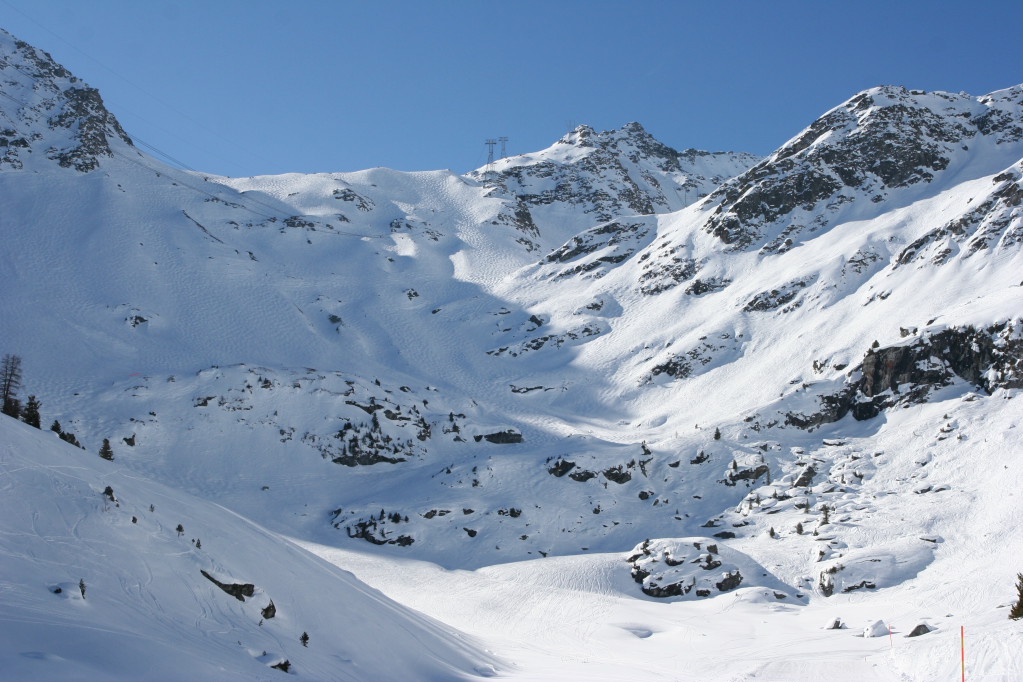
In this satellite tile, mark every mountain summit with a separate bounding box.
[470,121,759,252]
[0,28,133,172]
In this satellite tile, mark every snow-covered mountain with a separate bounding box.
[466,121,759,252]
[2,27,1022,681]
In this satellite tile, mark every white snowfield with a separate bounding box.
[0,417,495,681]
[1,26,1022,681]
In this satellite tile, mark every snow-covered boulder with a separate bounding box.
[862,620,891,638]
[626,537,792,600]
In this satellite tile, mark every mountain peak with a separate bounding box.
[469,123,758,251]
[557,124,597,146]
[0,28,133,171]
[702,83,1023,251]
[555,121,660,152]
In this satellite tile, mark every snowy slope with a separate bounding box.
[0,416,496,681]
[2,25,1023,681]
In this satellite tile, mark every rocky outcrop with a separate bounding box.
[787,322,1023,428]
[543,219,654,281]
[475,430,523,444]
[626,538,772,600]
[200,570,255,602]
[895,163,1023,267]
[0,29,133,172]
[743,277,816,313]
[703,86,1023,252]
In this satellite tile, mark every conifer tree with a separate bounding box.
[60,430,83,448]
[1010,573,1023,620]
[22,395,41,428]
[50,419,62,434]
[0,354,22,415]
[2,397,20,419]
[99,438,114,461]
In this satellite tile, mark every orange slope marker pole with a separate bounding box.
[961,625,965,682]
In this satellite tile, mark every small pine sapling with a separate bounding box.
[300,632,309,647]
[99,438,114,461]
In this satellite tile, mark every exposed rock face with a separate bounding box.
[200,570,256,602]
[896,163,1023,266]
[0,29,133,171]
[470,122,758,251]
[787,322,1023,428]
[626,538,773,600]
[543,219,655,281]
[342,516,415,547]
[743,276,816,313]
[476,430,524,444]
[703,86,1023,252]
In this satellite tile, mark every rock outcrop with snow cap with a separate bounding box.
[0,28,133,171]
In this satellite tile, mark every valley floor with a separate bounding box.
[302,541,1022,682]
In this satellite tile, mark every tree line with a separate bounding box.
[2,353,112,459]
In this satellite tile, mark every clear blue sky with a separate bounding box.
[3,0,1021,177]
